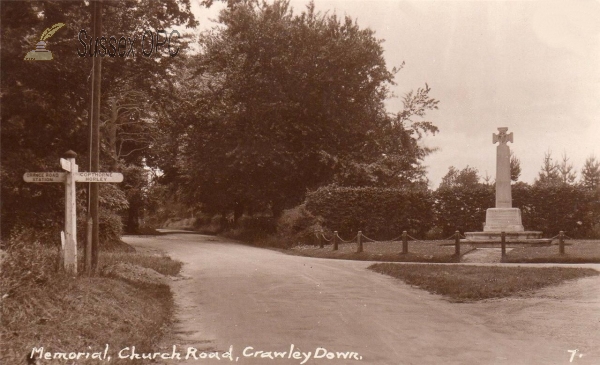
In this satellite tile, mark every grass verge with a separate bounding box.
[99,251,182,276]
[288,240,476,263]
[368,263,599,302]
[1,240,181,364]
[505,240,600,263]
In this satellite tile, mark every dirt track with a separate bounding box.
[123,232,600,365]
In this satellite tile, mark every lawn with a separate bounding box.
[369,263,599,302]
[505,240,600,263]
[288,239,600,264]
[290,239,476,263]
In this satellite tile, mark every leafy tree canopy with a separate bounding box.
[174,0,438,217]
[439,166,480,189]
[1,0,196,238]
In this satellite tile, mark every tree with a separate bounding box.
[176,0,438,217]
[581,155,600,191]
[510,151,521,182]
[439,166,480,189]
[482,171,493,185]
[333,83,438,189]
[0,1,196,239]
[534,150,561,186]
[557,151,577,185]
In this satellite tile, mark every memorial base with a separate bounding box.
[464,207,552,246]
[462,231,552,247]
[484,208,524,232]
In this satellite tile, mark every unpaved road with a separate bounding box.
[123,232,600,365]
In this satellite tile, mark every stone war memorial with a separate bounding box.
[464,127,552,246]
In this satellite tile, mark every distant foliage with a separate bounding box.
[510,151,521,182]
[439,165,481,189]
[305,185,434,239]
[581,155,600,191]
[535,150,562,186]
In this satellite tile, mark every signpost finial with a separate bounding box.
[64,150,77,158]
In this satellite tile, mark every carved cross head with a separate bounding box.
[493,127,513,145]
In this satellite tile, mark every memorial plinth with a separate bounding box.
[484,208,523,232]
[464,128,550,246]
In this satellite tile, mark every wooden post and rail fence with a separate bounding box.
[315,228,571,257]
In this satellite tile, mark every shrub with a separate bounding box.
[304,185,434,239]
[223,215,277,243]
[193,212,214,229]
[192,214,226,234]
[277,204,325,244]
[424,226,444,240]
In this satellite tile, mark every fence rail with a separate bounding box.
[314,229,572,256]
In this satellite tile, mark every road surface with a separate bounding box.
[123,232,600,365]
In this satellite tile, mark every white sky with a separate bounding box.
[190,0,600,188]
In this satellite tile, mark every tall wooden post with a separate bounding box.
[86,217,93,275]
[63,150,78,274]
[454,230,460,256]
[90,0,103,272]
[559,231,565,254]
[402,231,408,254]
[357,231,363,253]
[333,231,338,251]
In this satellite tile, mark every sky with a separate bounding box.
[190,0,600,188]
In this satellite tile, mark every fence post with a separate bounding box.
[454,231,460,256]
[333,231,338,251]
[559,231,565,254]
[357,231,363,253]
[501,231,506,260]
[402,231,408,254]
[318,230,324,249]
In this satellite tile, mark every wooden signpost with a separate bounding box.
[23,151,123,275]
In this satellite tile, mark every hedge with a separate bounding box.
[305,185,434,240]
[434,184,494,237]
[513,183,599,237]
[434,183,599,238]
[304,183,600,240]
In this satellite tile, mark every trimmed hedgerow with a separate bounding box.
[513,183,599,238]
[433,184,494,237]
[305,185,434,240]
